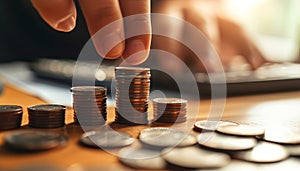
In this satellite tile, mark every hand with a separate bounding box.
[152,0,267,72]
[31,0,151,64]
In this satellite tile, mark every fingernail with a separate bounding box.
[101,32,124,58]
[56,16,75,32]
[123,39,148,65]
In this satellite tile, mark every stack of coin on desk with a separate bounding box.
[153,98,187,123]
[114,67,151,125]
[28,104,66,128]
[0,105,23,131]
[71,86,107,126]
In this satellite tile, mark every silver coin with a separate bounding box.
[153,98,187,104]
[70,86,107,93]
[139,127,196,147]
[233,141,289,163]
[262,126,300,145]
[217,123,265,137]
[162,146,231,169]
[4,130,68,151]
[284,144,300,156]
[119,147,166,170]
[194,120,239,132]
[197,132,257,151]
[28,104,66,112]
[80,131,135,148]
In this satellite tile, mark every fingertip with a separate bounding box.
[55,15,76,32]
[122,39,149,65]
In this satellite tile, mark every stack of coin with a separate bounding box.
[153,98,187,123]
[71,86,107,126]
[0,105,23,131]
[28,104,66,128]
[114,67,151,125]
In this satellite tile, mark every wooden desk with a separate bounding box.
[0,84,300,170]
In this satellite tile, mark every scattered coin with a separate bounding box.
[119,147,166,170]
[217,123,265,137]
[284,144,300,156]
[262,126,300,145]
[233,141,289,163]
[0,105,23,131]
[197,132,257,151]
[153,98,187,123]
[71,86,107,126]
[80,130,135,148]
[27,104,66,128]
[139,127,196,147]
[114,67,150,125]
[194,120,239,132]
[161,146,231,169]
[4,130,68,151]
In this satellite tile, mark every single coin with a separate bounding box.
[284,144,300,156]
[262,127,300,145]
[28,104,66,112]
[153,98,187,104]
[162,146,231,169]
[197,132,257,151]
[119,147,166,170]
[0,105,23,113]
[4,130,68,151]
[80,131,135,148]
[217,123,265,137]
[70,86,107,93]
[194,120,239,132]
[233,141,289,163]
[139,127,196,147]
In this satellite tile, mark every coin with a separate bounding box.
[80,130,135,148]
[233,141,289,163]
[194,120,239,132]
[0,105,23,131]
[119,147,166,170]
[197,132,257,151]
[284,144,300,156]
[28,104,66,112]
[262,126,300,145]
[153,98,187,104]
[70,86,107,93]
[162,146,231,169]
[217,123,265,137]
[139,127,196,147]
[4,130,68,151]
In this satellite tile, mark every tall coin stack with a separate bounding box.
[0,105,23,131]
[153,98,187,123]
[115,67,151,125]
[28,104,66,128]
[71,86,107,126]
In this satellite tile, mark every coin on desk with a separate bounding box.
[80,130,135,148]
[216,123,265,137]
[4,130,68,151]
[197,132,257,151]
[118,147,166,170]
[262,126,300,145]
[233,141,289,163]
[194,120,239,132]
[0,105,23,131]
[161,146,231,169]
[139,127,196,147]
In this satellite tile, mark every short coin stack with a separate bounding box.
[114,67,151,125]
[0,105,23,131]
[153,98,187,123]
[28,104,66,128]
[71,86,107,126]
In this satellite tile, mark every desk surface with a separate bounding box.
[0,85,300,170]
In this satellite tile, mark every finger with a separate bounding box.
[79,0,125,59]
[31,0,76,32]
[119,0,151,64]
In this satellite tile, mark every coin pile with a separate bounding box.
[114,67,151,125]
[153,98,187,123]
[71,86,107,126]
[28,104,66,128]
[0,105,23,131]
